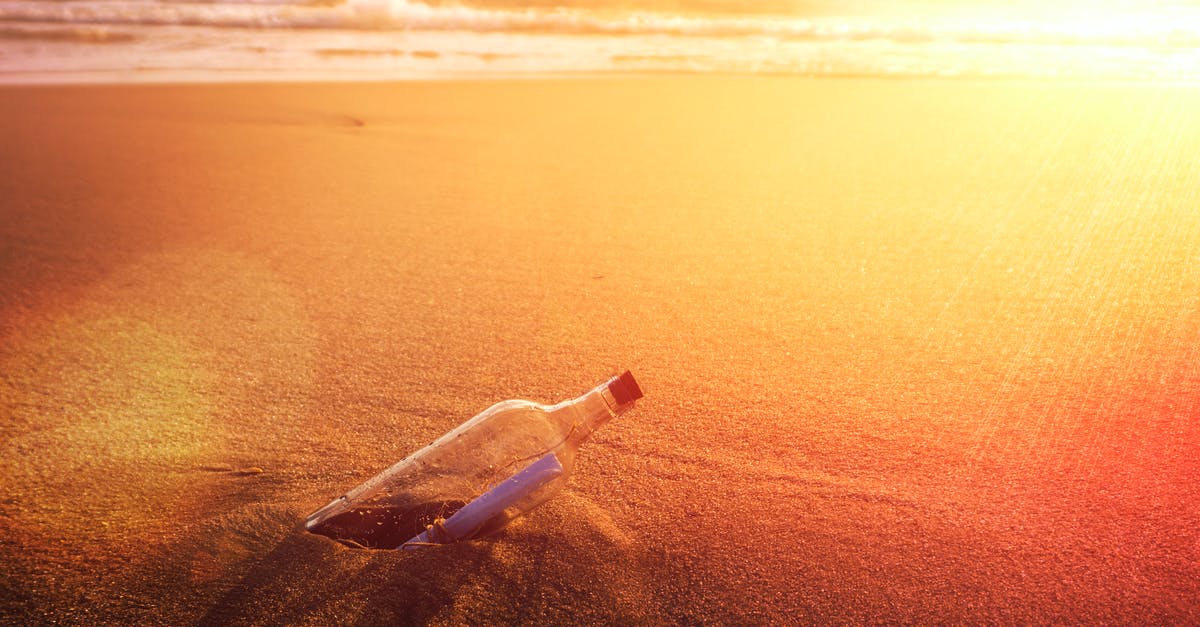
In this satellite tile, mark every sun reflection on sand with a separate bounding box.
[1,77,1198,622]
[0,247,316,549]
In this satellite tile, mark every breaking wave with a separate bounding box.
[2,0,1199,48]
[0,24,137,42]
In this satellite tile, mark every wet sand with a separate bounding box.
[1,78,1198,623]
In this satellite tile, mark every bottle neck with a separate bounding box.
[556,376,636,446]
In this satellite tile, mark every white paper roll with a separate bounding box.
[402,452,564,548]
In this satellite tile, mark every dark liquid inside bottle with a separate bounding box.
[307,500,468,549]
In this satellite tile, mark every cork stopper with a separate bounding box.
[608,370,643,406]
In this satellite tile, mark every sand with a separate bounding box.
[1,77,1198,624]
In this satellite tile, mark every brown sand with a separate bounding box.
[1,78,1198,624]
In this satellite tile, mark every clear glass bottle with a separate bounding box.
[305,371,643,549]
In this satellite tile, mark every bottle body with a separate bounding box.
[305,372,642,548]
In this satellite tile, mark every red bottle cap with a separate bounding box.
[609,370,643,405]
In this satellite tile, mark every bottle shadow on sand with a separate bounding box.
[196,507,494,625]
[121,494,658,624]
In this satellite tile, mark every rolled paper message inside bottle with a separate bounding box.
[402,453,565,548]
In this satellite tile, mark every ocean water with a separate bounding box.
[2,0,1200,82]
